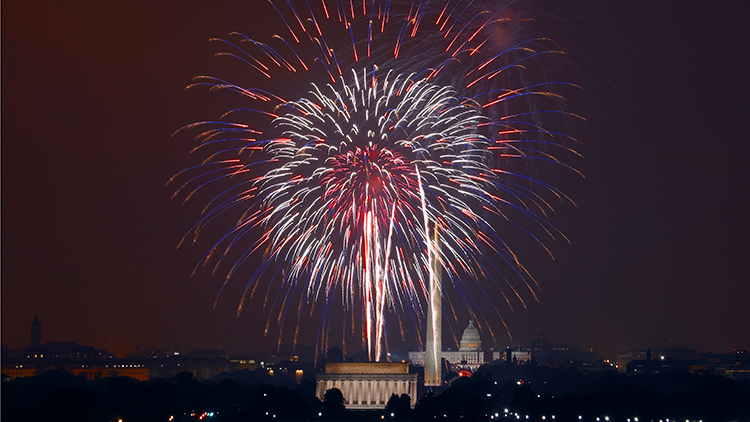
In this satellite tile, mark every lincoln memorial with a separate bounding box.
[316,362,418,409]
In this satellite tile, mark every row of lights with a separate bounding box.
[167,411,217,421]
[493,413,703,422]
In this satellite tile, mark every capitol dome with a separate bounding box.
[459,320,482,351]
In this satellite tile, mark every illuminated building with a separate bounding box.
[408,320,501,372]
[316,362,418,410]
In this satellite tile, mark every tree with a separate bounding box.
[322,387,346,419]
[385,393,412,419]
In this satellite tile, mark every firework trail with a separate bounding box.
[171,0,582,361]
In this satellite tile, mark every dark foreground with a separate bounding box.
[3,364,750,422]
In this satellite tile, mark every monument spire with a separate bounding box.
[424,227,442,386]
[30,315,42,348]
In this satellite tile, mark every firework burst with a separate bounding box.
[172,0,582,361]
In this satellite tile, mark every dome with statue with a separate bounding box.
[459,320,482,351]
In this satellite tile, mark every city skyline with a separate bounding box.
[4,314,746,359]
[3,0,750,357]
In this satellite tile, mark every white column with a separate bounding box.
[425,228,443,386]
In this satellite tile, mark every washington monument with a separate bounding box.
[424,230,442,386]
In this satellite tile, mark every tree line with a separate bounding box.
[3,362,750,421]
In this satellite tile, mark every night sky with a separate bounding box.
[3,0,749,358]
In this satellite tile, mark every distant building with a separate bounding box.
[509,348,531,364]
[615,350,648,372]
[459,320,482,350]
[187,349,233,379]
[316,362,418,410]
[408,320,500,371]
[626,348,750,379]
[30,316,42,348]
[627,358,690,374]
[277,343,316,363]
[659,347,699,361]
[190,349,229,359]
[229,354,258,371]
[3,317,322,382]
[709,350,750,379]
[531,335,551,360]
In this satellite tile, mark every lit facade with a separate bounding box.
[316,362,418,410]
[408,320,500,371]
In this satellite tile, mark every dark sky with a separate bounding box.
[3,0,749,358]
